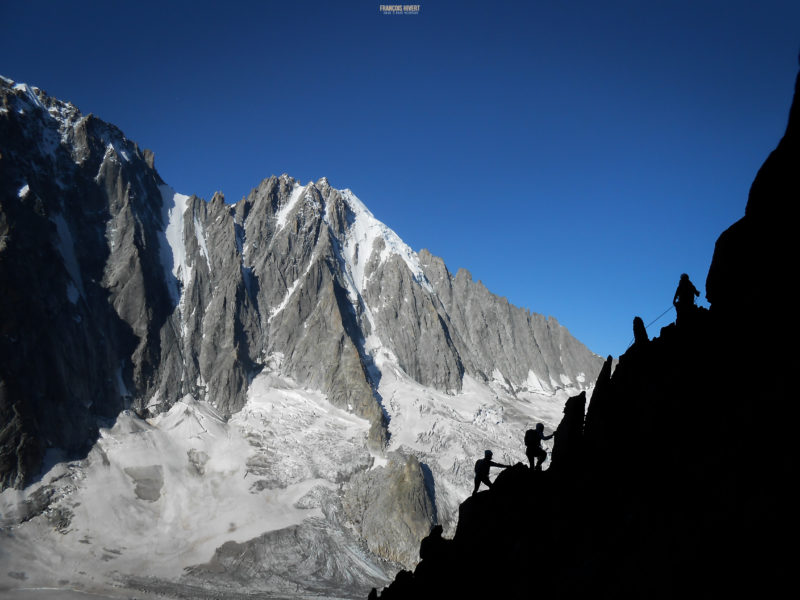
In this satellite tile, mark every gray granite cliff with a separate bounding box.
[1,78,602,492]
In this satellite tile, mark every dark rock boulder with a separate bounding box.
[343,453,437,568]
[706,57,799,317]
[549,390,585,475]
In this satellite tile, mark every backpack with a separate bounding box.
[524,429,536,447]
[474,458,484,476]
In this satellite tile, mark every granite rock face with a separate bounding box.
[181,487,392,598]
[343,454,437,567]
[0,76,613,599]
[0,81,164,488]
[418,250,600,394]
[0,76,602,491]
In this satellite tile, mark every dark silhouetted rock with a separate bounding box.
[706,58,799,317]
[372,59,799,600]
[549,391,585,475]
[632,315,648,346]
[581,354,613,467]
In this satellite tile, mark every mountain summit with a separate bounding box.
[0,76,602,597]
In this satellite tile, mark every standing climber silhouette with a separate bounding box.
[673,273,700,325]
[525,423,554,471]
[472,450,510,495]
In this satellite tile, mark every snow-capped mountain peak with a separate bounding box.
[337,187,434,294]
[0,76,604,599]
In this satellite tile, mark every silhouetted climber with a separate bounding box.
[673,273,700,324]
[525,423,554,470]
[633,316,649,345]
[472,450,510,495]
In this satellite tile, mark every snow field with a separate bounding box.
[339,188,433,294]
[0,375,374,594]
[372,348,571,532]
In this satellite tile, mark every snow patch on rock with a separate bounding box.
[275,182,307,232]
[158,184,191,303]
[51,214,85,300]
[340,188,433,294]
[193,214,210,273]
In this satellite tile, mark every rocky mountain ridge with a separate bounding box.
[0,75,604,598]
[0,74,602,489]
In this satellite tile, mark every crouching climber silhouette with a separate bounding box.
[472,450,510,495]
[525,423,554,471]
[673,273,699,325]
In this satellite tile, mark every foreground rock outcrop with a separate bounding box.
[372,61,799,599]
[343,454,436,567]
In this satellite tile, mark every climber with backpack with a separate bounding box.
[673,273,700,325]
[472,450,510,495]
[525,423,554,471]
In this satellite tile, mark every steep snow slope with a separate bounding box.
[0,359,577,598]
[0,372,389,597]
[337,188,433,295]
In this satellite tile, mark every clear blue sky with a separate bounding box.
[2,1,798,358]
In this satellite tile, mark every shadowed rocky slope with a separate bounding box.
[371,61,798,599]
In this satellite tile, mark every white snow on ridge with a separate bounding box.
[339,188,433,294]
[523,369,551,394]
[193,214,211,273]
[268,253,317,323]
[105,140,130,162]
[491,368,506,385]
[158,184,191,303]
[7,78,135,173]
[13,82,45,112]
[17,184,29,198]
[51,214,86,300]
[275,182,307,232]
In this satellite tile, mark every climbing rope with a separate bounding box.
[644,305,675,330]
[625,305,675,349]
